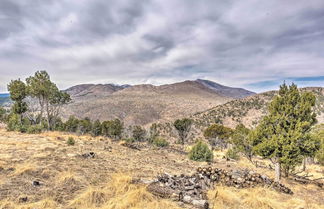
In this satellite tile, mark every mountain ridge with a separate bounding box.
[61,79,255,125]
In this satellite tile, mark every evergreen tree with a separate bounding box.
[65,116,79,132]
[251,83,318,182]
[174,118,193,144]
[78,117,92,135]
[231,124,253,161]
[102,119,123,139]
[204,124,233,149]
[7,79,28,124]
[26,71,54,125]
[92,120,102,136]
[0,107,6,122]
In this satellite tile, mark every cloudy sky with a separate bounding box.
[0,0,324,92]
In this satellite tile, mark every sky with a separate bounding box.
[0,0,324,93]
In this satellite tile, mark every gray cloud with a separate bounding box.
[0,0,324,92]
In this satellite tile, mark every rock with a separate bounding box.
[32,180,41,186]
[183,195,192,203]
[81,152,95,158]
[18,196,28,203]
[192,199,209,209]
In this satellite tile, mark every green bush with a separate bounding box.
[7,114,22,131]
[189,140,213,162]
[153,137,169,147]
[123,138,135,143]
[225,148,240,160]
[27,125,43,134]
[67,137,75,146]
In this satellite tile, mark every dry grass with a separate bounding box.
[11,162,37,176]
[208,186,323,209]
[69,173,182,209]
[0,199,58,209]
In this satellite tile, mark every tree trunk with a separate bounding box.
[275,160,281,182]
[302,157,306,171]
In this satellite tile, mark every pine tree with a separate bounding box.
[251,83,318,182]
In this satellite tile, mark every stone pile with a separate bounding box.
[147,167,293,209]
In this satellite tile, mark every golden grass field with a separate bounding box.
[0,129,323,209]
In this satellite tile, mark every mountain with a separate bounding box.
[61,80,255,125]
[192,87,324,129]
[65,84,131,97]
[196,79,255,98]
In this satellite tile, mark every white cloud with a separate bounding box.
[0,0,323,92]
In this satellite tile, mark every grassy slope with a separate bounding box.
[0,129,323,209]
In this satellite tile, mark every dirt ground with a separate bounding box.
[0,129,323,209]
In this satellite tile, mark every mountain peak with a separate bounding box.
[195,79,256,99]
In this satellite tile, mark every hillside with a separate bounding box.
[192,87,324,129]
[61,80,255,125]
[0,129,322,209]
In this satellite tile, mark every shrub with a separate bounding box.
[132,125,146,141]
[123,138,135,143]
[67,137,75,145]
[225,148,240,160]
[27,125,43,134]
[189,140,213,162]
[153,137,169,147]
[7,113,21,131]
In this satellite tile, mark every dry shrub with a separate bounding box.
[208,186,323,209]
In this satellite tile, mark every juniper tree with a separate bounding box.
[174,118,193,144]
[251,83,318,182]
[92,120,102,136]
[26,71,54,125]
[204,124,233,150]
[231,124,253,161]
[102,119,123,139]
[7,79,28,124]
[26,71,70,129]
